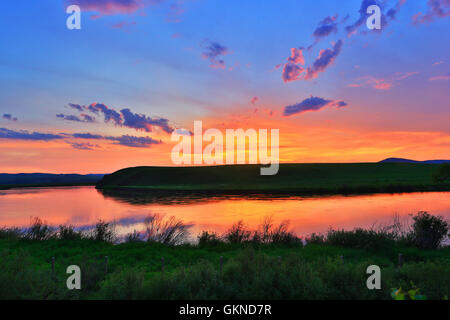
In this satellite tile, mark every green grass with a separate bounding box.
[96,163,450,194]
[0,239,448,299]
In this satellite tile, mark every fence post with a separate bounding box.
[161,257,165,273]
[51,257,55,274]
[104,256,109,275]
[398,253,403,267]
[220,256,223,274]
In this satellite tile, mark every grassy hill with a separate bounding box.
[96,163,450,195]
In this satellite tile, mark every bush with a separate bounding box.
[409,211,449,249]
[325,228,396,251]
[25,217,55,241]
[198,231,223,246]
[125,230,143,243]
[58,225,82,240]
[224,221,251,244]
[91,220,117,243]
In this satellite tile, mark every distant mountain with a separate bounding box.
[0,173,105,186]
[380,158,450,164]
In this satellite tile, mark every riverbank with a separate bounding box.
[96,163,450,196]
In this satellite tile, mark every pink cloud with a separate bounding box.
[348,72,418,90]
[69,0,146,15]
[287,48,305,65]
[429,73,450,81]
[412,0,450,24]
[250,97,259,105]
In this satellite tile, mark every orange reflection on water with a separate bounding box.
[0,187,449,238]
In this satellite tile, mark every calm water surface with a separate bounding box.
[0,186,449,239]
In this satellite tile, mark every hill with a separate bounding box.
[380,158,450,164]
[96,163,450,195]
[0,173,104,189]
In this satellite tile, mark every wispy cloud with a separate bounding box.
[283,96,348,116]
[0,128,63,141]
[348,72,418,90]
[250,97,259,105]
[2,114,18,122]
[66,141,100,150]
[56,113,97,123]
[412,0,450,25]
[429,73,450,81]
[201,40,230,69]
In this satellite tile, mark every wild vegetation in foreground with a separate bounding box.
[0,212,448,300]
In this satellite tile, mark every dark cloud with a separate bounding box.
[105,135,162,148]
[201,41,229,69]
[56,113,96,123]
[304,40,343,80]
[72,132,162,148]
[65,102,174,133]
[88,103,123,125]
[0,128,63,141]
[0,127,162,149]
[68,103,84,112]
[120,108,173,133]
[282,63,305,83]
[413,0,450,24]
[283,96,348,116]
[67,142,100,150]
[72,133,103,139]
[2,114,18,121]
[313,15,339,41]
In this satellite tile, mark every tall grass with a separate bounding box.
[142,213,191,245]
[200,217,301,245]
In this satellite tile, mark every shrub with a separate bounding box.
[91,220,117,243]
[58,225,82,240]
[25,217,55,240]
[125,230,143,243]
[325,228,396,250]
[143,213,191,245]
[409,211,449,249]
[224,221,251,244]
[305,233,325,244]
[198,231,223,246]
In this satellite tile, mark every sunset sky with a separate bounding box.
[0,0,449,173]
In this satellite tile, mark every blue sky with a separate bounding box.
[0,0,449,173]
